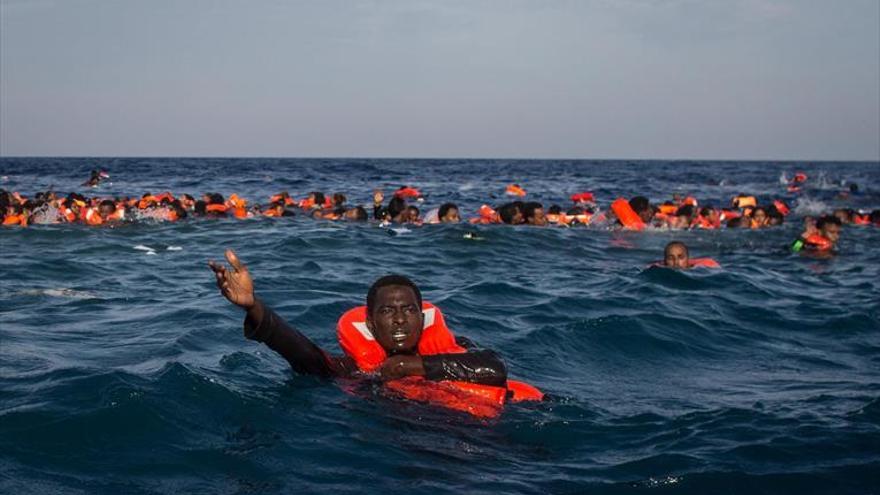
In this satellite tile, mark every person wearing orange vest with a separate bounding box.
[791,215,841,254]
[657,241,720,269]
[209,250,541,415]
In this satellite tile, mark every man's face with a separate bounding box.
[98,204,115,218]
[529,208,547,226]
[664,245,690,269]
[821,223,841,244]
[367,285,423,354]
[440,207,460,223]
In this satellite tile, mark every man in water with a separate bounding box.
[663,241,690,269]
[791,215,841,254]
[208,250,507,383]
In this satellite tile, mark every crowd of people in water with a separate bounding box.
[2,170,878,261]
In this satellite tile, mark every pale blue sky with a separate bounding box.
[1,0,878,160]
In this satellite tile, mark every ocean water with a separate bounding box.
[1,158,879,495]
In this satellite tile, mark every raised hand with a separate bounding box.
[208,249,255,309]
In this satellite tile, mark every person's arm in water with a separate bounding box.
[209,249,358,378]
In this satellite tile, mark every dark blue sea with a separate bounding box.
[1,158,879,495]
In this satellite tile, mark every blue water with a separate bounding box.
[1,158,879,494]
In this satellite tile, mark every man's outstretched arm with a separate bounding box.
[209,249,357,378]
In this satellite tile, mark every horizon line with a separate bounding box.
[1,155,878,163]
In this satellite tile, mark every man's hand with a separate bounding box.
[379,355,425,381]
[208,249,255,310]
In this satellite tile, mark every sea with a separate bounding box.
[1,158,879,494]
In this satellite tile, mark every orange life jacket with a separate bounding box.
[658,204,678,215]
[138,196,157,209]
[3,214,27,226]
[394,187,422,199]
[793,172,808,183]
[694,215,720,229]
[206,203,228,214]
[570,192,594,203]
[469,204,499,224]
[853,214,870,226]
[805,234,833,251]
[733,196,756,208]
[689,258,720,268]
[772,200,790,216]
[505,184,526,197]
[337,302,543,417]
[83,207,103,226]
[611,198,646,230]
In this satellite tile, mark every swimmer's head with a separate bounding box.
[629,196,653,222]
[498,202,524,225]
[98,199,116,217]
[663,241,690,269]
[344,206,368,221]
[833,208,854,224]
[405,205,420,223]
[332,193,346,207]
[366,275,424,354]
[816,215,842,244]
[438,203,460,223]
[387,197,406,219]
[751,207,769,228]
[523,202,546,226]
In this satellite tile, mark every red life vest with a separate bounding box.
[805,234,833,251]
[505,184,526,197]
[336,302,543,417]
[611,198,646,230]
[570,192,594,203]
[394,187,422,199]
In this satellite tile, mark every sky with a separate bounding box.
[1,0,878,160]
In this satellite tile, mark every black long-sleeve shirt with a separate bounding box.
[243,304,508,386]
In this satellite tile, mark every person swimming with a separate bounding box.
[208,250,541,416]
[82,169,109,187]
[656,241,720,269]
[791,215,842,254]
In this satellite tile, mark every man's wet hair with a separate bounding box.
[387,197,406,218]
[522,202,544,221]
[629,196,650,214]
[332,193,346,206]
[349,206,368,221]
[675,205,694,218]
[438,203,458,219]
[366,275,422,316]
[99,199,116,210]
[194,200,207,216]
[207,193,225,205]
[699,206,714,217]
[311,192,326,206]
[870,210,880,224]
[816,215,842,229]
[548,205,562,215]
[498,202,522,224]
